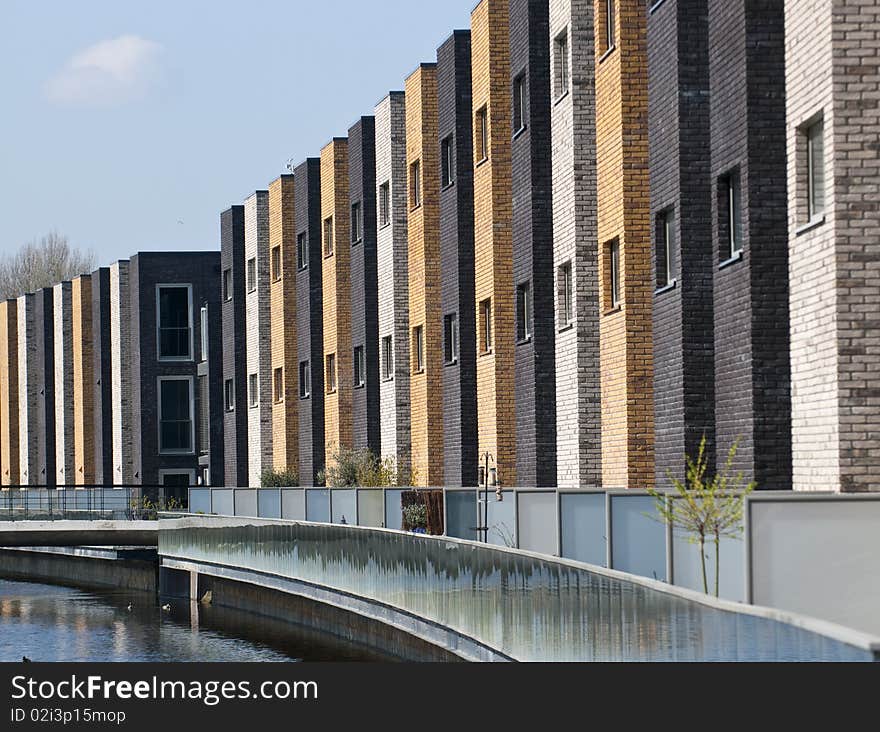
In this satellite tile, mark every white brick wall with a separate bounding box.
[17,293,38,485]
[110,261,133,485]
[375,92,411,475]
[53,281,74,486]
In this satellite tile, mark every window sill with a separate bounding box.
[352,238,362,247]
[379,222,391,231]
[719,250,743,270]
[159,450,195,457]
[413,369,425,376]
[441,181,455,192]
[517,336,532,346]
[603,305,622,316]
[158,357,193,363]
[479,349,494,357]
[323,252,334,260]
[512,126,527,141]
[224,297,232,303]
[272,277,281,284]
[299,395,310,401]
[444,358,458,367]
[796,216,826,236]
[599,45,616,64]
[225,408,235,414]
[558,323,574,334]
[247,288,256,295]
[475,156,489,169]
[410,204,422,213]
[326,389,337,395]
[297,265,308,272]
[654,279,677,296]
[249,403,259,410]
[354,383,365,390]
[553,90,570,108]
[382,376,394,383]
[649,0,668,13]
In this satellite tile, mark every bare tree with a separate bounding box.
[0,232,96,300]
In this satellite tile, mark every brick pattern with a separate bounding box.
[110,261,133,485]
[596,0,655,489]
[407,64,444,487]
[0,299,19,485]
[472,0,516,486]
[91,268,113,485]
[34,288,56,486]
[511,0,557,487]
[16,293,39,485]
[268,175,299,474]
[438,31,478,487]
[321,139,353,469]
[709,0,790,490]
[244,191,273,486]
[53,282,74,485]
[72,275,95,485]
[348,117,381,455]
[649,0,715,488]
[295,159,325,486]
[375,93,412,477]
[551,0,601,488]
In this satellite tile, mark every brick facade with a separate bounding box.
[110,261,133,485]
[53,282,74,486]
[91,267,113,485]
[33,288,55,486]
[16,293,39,485]
[72,274,95,485]
[0,299,19,486]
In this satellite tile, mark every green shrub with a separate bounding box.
[260,467,299,487]
[317,448,415,487]
[402,502,427,530]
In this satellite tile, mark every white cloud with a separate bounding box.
[45,35,163,106]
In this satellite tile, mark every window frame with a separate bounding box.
[299,360,311,399]
[719,169,743,263]
[222,268,232,302]
[656,208,676,290]
[554,29,570,101]
[273,366,284,404]
[323,216,334,258]
[513,73,526,136]
[297,232,309,270]
[479,298,493,355]
[410,160,422,210]
[248,373,258,408]
[476,106,489,165]
[353,345,365,388]
[516,281,533,343]
[441,135,454,189]
[157,375,195,456]
[351,201,363,244]
[199,305,208,362]
[600,0,616,58]
[608,239,621,311]
[805,119,825,224]
[271,245,282,282]
[558,261,573,329]
[224,378,235,412]
[246,257,256,293]
[412,325,424,374]
[155,284,193,363]
[379,181,391,228]
[325,353,337,393]
[381,335,394,381]
[444,312,458,366]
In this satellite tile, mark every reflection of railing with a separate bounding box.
[160,517,880,662]
[0,486,186,521]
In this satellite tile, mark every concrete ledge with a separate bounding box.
[0,520,159,547]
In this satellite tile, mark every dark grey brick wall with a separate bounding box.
[90,267,113,485]
[510,0,556,487]
[295,158,325,485]
[34,287,55,486]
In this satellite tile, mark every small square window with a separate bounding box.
[325,353,336,393]
[273,367,284,403]
[382,336,394,380]
[248,373,258,408]
[323,217,334,257]
[656,209,675,288]
[476,106,489,164]
[412,326,424,373]
[299,360,311,399]
[444,313,458,365]
[223,268,232,301]
[351,201,362,244]
[410,160,422,210]
[297,232,308,270]
[558,262,573,328]
[246,258,256,293]
[224,378,235,412]
[379,181,391,227]
[554,30,569,99]
[441,136,454,188]
[353,345,365,387]
[513,74,526,134]
[516,282,532,343]
[271,245,282,282]
[479,298,492,354]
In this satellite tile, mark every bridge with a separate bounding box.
[0,520,158,547]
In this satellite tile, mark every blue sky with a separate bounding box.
[0,0,477,267]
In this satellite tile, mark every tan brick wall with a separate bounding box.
[321,139,353,470]
[72,275,95,485]
[406,64,444,487]
[0,300,19,486]
[595,0,654,488]
[471,0,516,486]
[269,175,299,476]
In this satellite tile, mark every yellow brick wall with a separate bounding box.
[72,275,94,486]
[595,0,654,488]
[0,300,19,486]
[321,139,353,470]
[406,64,444,487]
[268,175,299,475]
[471,0,516,487]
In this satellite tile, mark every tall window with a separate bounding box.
[805,120,825,222]
[516,282,532,342]
[157,285,192,360]
[513,74,526,134]
[159,377,193,454]
[246,258,256,293]
[476,106,488,163]
[297,232,308,270]
[382,336,394,380]
[441,135,454,188]
[558,262,573,328]
[719,170,742,259]
[479,298,492,354]
[351,201,362,243]
[273,367,283,403]
[379,181,391,227]
[299,360,311,399]
[199,305,208,362]
[222,268,232,301]
[656,209,675,288]
[601,0,615,54]
[323,216,334,257]
[554,30,569,99]
[609,240,621,309]
[271,245,282,282]
[248,373,258,407]
[444,313,458,365]
[410,160,421,209]
[353,345,365,388]
[325,353,336,393]
[224,378,235,412]
[198,375,209,455]
[412,326,424,374]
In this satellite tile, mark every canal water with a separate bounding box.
[0,578,374,662]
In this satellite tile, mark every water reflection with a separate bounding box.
[0,578,376,662]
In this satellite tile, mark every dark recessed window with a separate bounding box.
[608,239,621,310]
[441,135,454,188]
[382,336,394,380]
[412,325,424,374]
[297,232,308,270]
[410,160,421,210]
[805,119,825,222]
[157,285,191,361]
[323,216,334,257]
[516,281,532,343]
[325,353,336,393]
[476,106,488,163]
[246,258,256,293]
[444,313,458,365]
[719,170,743,260]
[479,298,492,354]
[601,0,616,55]
[656,209,675,288]
[271,245,282,282]
[199,305,208,362]
[379,181,391,227]
[159,377,193,454]
[299,360,311,399]
[351,201,362,244]
[224,378,235,412]
[554,30,569,99]
[354,345,365,388]
[222,268,232,301]
[248,373,258,407]
[513,73,526,134]
[273,367,284,403]
[558,261,573,328]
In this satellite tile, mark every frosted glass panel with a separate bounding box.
[280,489,305,521]
[357,490,383,527]
[486,493,516,547]
[331,489,357,525]
[257,489,281,519]
[445,491,477,540]
[305,489,330,523]
[234,490,258,518]
[560,493,606,567]
[672,528,744,601]
[188,489,211,515]
[610,494,666,581]
[211,489,234,516]
[384,489,404,530]
[517,492,557,556]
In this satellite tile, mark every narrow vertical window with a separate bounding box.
[516,282,532,342]
[248,373,258,407]
[608,240,621,310]
[224,378,235,412]
[656,209,675,288]
[157,285,192,360]
[246,258,256,293]
[199,305,208,362]
[297,232,308,270]
[273,367,284,403]
[410,160,421,209]
[513,74,526,134]
[222,268,232,301]
[603,0,616,53]
[325,353,336,393]
[476,106,488,163]
[299,360,311,399]
[558,262,573,328]
[351,201,362,243]
[444,313,458,365]
[805,120,825,222]
[441,136,454,188]
[353,345,365,387]
[323,216,334,257]
[382,336,394,380]
[719,171,742,260]
[271,245,282,282]
[412,326,424,374]
[159,378,193,454]
[479,298,492,354]
[554,30,569,99]
[379,181,391,227]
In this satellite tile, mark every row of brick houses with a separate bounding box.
[0,0,876,494]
